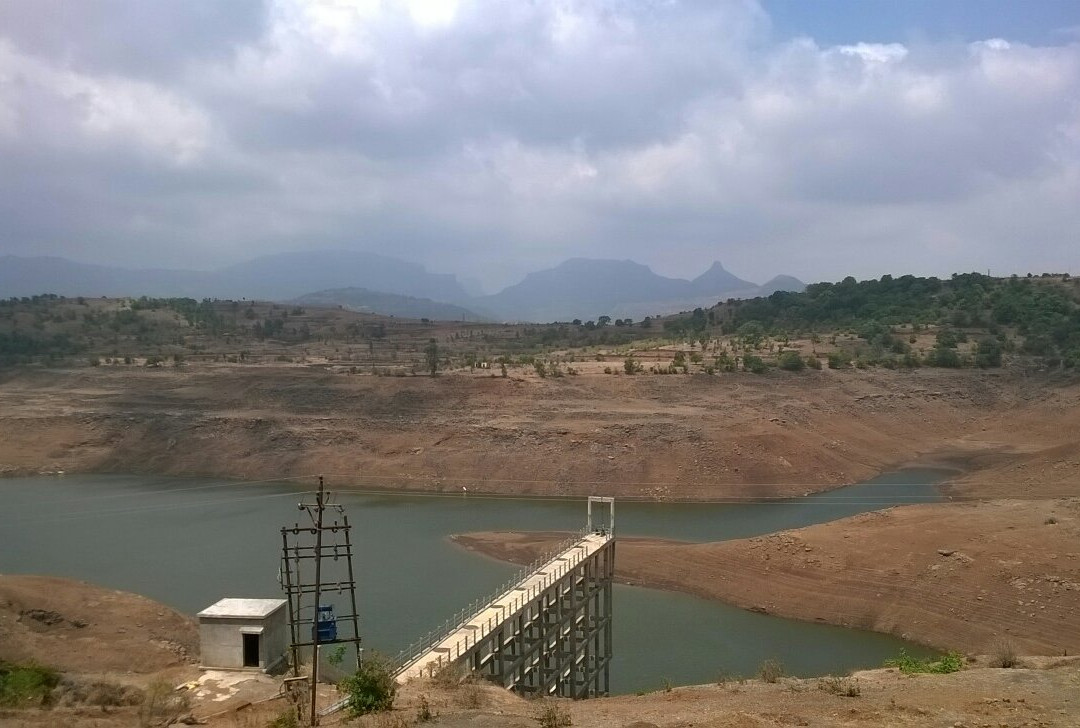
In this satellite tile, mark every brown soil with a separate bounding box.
[1,365,1078,500]
[0,574,197,674]
[381,660,1080,727]
[457,498,1080,656]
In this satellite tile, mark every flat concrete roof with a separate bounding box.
[198,598,287,620]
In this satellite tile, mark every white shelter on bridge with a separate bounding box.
[198,598,288,672]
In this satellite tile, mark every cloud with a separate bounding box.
[0,0,1078,289]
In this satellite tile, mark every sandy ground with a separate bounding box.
[381,660,1080,728]
[0,575,197,674]
[1,365,1079,500]
[456,498,1080,657]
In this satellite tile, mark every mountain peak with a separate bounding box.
[691,261,755,295]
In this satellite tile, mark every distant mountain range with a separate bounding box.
[0,251,468,303]
[293,287,485,322]
[472,258,804,322]
[0,252,804,322]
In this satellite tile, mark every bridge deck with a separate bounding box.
[396,531,612,682]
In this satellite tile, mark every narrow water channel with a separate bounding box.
[0,469,945,693]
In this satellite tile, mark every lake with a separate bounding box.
[0,469,945,693]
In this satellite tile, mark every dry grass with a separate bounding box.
[989,639,1019,668]
[137,679,190,727]
[817,676,861,697]
[533,700,572,727]
[758,659,785,684]
[455,682,487,709]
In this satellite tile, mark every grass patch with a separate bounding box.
[884,650,964,675]
[0,661,60,708]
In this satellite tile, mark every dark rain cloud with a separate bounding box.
[0,1,1077,288]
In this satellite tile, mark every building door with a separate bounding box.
[242,633,260,668]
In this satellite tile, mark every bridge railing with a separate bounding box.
[392,526,596,673]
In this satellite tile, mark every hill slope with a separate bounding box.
[293,287,485,321]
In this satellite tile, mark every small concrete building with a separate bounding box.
[198,598,288,672]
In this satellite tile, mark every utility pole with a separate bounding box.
[309,477,324,727]
[280,476,364,726]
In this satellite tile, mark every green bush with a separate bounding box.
[974,338,1003,368]
[0,662,59,707]
[805,355,822,370]
[826,352,848,369]
[340,652,397,717]
[743,354,768,374]
[777,351,805,371]
[926,346,962,368]
[884,650,963,675]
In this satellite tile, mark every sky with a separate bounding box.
[1,1,1078,293]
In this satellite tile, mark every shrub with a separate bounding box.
[456,683,486,709]
[0,661,59,707]
[416,694,435,722]
[926,346,962,368]
[884,650,963,674]
[138,679,189,727]
[340,652,397,717]
[817,676,860,697]
[826,352,848,369]
[777,351,805,371]
[758,658,784,683]
[989,639,1018,668]
[533,700,572,727]
[268,710,300,728]
[975,338,1003,368]
[431,661,463,687]
[743,355,768,374]
[805,355,822,370]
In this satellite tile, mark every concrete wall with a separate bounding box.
[262,607,288,670]
[199,608,287,671]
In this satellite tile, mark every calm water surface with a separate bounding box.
[0,470,945,693]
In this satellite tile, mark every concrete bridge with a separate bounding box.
[320,497,614,717]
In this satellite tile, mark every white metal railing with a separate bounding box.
[392,527,601,675]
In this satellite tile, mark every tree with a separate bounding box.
[737,321,765,349]
[424,338,439,375]
[974,338,1003,368]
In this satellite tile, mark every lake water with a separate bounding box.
[0,469,945,693]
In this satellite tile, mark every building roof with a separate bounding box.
[197,598,287,620]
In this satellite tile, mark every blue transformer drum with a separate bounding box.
[314,604,337,642]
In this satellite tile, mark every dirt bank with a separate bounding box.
[382,659,1080,728]
[1,365,1078,499]
[0,574,197,673]
[455,498,1080,655]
